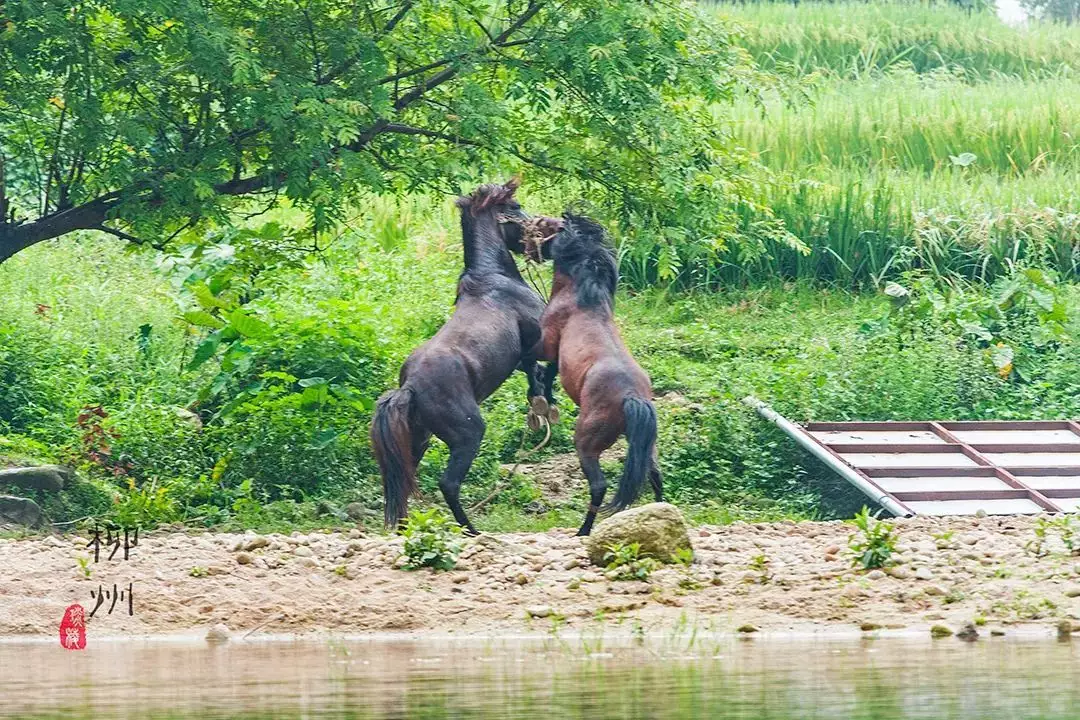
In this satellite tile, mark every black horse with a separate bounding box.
[371,179,554,533]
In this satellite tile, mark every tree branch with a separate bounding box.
[318,1,414,85]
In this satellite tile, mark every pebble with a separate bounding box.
[866,570,886,581]
[886,566,911,580]
[526,606,553,619]
[914,567,935,581]
[243,537,270,552]
[205,624,230,642]
[824,545,841,557]
[293,546,314,557]
[924,584,946,596]
[1066,588,1080,598]
[235,552,254,565]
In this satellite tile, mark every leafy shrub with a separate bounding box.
[847,506,898,569]
[400,508,465,571]
[604,542,662,581]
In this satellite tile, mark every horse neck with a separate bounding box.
[460,211,522,280]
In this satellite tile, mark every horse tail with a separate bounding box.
[371,386,417,529]
[605,395,658,513]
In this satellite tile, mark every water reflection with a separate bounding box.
[2,635,1080,719]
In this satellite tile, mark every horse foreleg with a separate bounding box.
[542,360,559,405]
[576,454,607,537]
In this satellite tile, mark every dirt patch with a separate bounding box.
[2,515,1079,638]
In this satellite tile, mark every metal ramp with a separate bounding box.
[745,397,1080,517]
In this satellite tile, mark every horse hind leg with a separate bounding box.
[576,454,607,537]
[432,410,485,536]
[649,461,663,503]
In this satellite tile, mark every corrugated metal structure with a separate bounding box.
[746,397,1080,517]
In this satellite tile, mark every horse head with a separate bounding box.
[456,177,530,251]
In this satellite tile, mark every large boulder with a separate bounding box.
[0,495,49,530]
[586,502,692,566]
[0,465,70,492]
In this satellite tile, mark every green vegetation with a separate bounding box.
[603,542,662,581]
[399,508,465,571]
[1,2,1079,534]
[847,507,899,569]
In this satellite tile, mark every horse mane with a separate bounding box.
[455,177,521,216]
[552,213,618,310]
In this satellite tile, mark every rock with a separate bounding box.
[698,529,712,537]
[526,606,553,619]
[990,628,1006,637]
[205,624,230,642]
[293,546,314,557]
[1065,587,1080,598]
[886,566,910,580]
[0,466,65,492]
[0,495,48,529]
[866,570,886,581]
[736,624,758,634]
[345,503,366,522]
[960,534,980,546]
[235,552,254,565]
[563,557,583,570]
[914,567,934,581]
[924,585,947,596]
[585,503,692,565]
[297,556,320,568]
[860,622,882,632]
[930,625,953,638]
[1057,620,1074,639]
[824,545,841,557]
[174,407,203,430]
[956,623,979,642]
[243,536,270,552]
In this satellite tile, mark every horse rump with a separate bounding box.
[604,395,658,513]
[370,386,418,528]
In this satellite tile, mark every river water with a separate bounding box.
[3,634,1080,718]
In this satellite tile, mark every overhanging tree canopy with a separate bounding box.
[0,0,781,273]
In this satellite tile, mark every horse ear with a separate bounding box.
[504,176,521,193]
[455,195,472,211]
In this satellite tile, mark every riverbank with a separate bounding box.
[3,515,1080,639]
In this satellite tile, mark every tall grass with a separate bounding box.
[623,4,1080,288]
[717,1,1080,80]
[734,73,1080,175]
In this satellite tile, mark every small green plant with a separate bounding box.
[333,564,348,577]
[673,547,695,567]
[748,553,773,583]
[76,556,92,579]
[944,588,966,605]
[847,506,898,570]
[974,615,987,627]
[1026,518,1052,558]
[1054,516,1079,555]
[189,566,208,577]
[603,542,661,582]
[399,508,464,571]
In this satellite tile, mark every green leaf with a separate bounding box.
[227,310,273,339]
[182,311,225,329]
[187,335,221,370]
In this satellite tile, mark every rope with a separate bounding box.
[469,413,552,513]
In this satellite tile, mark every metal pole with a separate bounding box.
[743,396,913,518]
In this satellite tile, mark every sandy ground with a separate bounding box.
[4,514,1080,640]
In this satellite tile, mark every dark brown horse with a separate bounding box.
[532,213,662,536]
[370,179,553,534]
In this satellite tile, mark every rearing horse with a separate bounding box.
[532,213,662,536]
[371,180,549,534]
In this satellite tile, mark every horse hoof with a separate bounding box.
[548,405,560,424]
[527,410,542,431]
[530,396,550,416]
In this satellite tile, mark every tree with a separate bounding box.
[0,0,782,276]
[1020,0,1080,22]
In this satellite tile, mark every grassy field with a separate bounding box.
[2,2,1079,533]
[666,3,1080,288]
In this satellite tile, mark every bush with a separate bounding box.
[400,508,465,571]
[604,542,663,581]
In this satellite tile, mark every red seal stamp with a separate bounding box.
[59,604,87,650]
